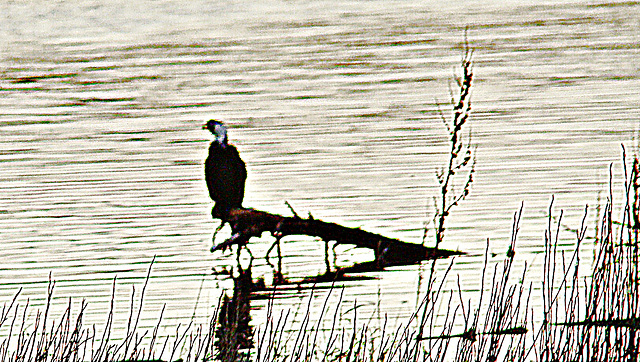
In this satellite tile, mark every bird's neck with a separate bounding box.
[213,141,228,149]
[214,133,227,145]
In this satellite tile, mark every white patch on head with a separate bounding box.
[213,123,227,144]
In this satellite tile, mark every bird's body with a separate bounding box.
[204,120,247,219]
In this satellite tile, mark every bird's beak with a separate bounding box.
[202,124,208,130]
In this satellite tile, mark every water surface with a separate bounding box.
[1,0,639,340]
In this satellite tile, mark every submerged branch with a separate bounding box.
[419,326,527,342]
[553,317,640,329]
[211,208,464,266]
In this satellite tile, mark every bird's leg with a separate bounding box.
[212,220,226,244]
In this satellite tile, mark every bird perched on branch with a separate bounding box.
[203,120,247,220]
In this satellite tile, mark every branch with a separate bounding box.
[212,208,464,266]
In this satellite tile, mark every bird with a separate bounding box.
[203,120,247,220]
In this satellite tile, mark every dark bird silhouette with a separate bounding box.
[203,120,247,220]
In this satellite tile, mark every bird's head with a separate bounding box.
[203,119,228,146]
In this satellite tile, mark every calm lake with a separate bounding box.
[1,0,639,342]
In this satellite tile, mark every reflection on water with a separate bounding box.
[215,262,255,361]
[0,0,639,339]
